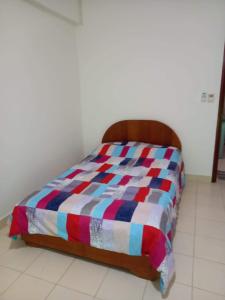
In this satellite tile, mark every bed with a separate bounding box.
[9,120,184,294]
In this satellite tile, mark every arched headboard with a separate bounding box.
[102,120,182,150]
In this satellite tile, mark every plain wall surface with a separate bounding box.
[33,0,81,23]
[76,0,225,176]
[0,0,83,219]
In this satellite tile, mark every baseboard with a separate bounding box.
[186,174,211,183]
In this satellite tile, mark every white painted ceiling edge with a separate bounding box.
[22,0,82,25]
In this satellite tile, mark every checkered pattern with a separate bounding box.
[10,142,184,294]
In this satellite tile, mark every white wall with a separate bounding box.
[30,0,81,23]
[76,0,225,176]
[0,0,83,220]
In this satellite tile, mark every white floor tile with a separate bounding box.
[59,259,107,296]
[0,237,13,256]
[0,225,9,238]
[0,266,20,295]
[180,191,196,205]
[195,236,225,264]
[197,183,221,198]
[174,253,193,286]
[0,235,25,256]
[176,215,195,235]
[143,281,192,300]
[218,158,225,172]
[47,285,93,300]
[179,201,196,217]
[174,231,194,256]
[0,274,53,300]
[1,180,225,300]
[197,193,224,209]
[196,218,225,240]
[196,206,225,222]
[25,249,74,283]
[193,288,225,300]
[96,269,146,300]
[183,180,197,194]
[0,243,42,271]
[193,258,225,296]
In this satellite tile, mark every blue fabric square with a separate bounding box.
[26,188,52,208]
[158,192,172,208]
[155,148,166,159]
[90,155,102,162]
[112,146,123,156]
[170,151,180,162]
[129,223,143,255]
[126,147,137,158]
[159,169,169,179]
[92,172,108,182]
[149,177,163,189]
[134,158,145,167]
[120,158,132,166]
[168,161,177,171]
[46,191,71,211]
[115,201,138,222]
[57,212,68,240]
[57,168,75,179]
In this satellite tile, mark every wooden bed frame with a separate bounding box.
[22,120,182,281]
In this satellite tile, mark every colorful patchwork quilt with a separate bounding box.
[9,141,185,294]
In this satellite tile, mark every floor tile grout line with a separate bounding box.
[194,233,225,242]
[58,281,103,298]
[191,181,198,300]
[179,213,225,224]
[0,268,21,296]
[43,282,57,300]
[55,257,75,285]
[43,255,76,300]
[0,242,120,300]
[17,270,60,285]
[0,254,95,299]
[174,251,194,258]
[0,264,26,274]
[1,260,101,290]
[193,256,225,266]
[219,183,225,211]
[48,256,110,299]
[190,181,225,299]
[173,281,194,288]
[193,286,225,298]
[179,183,225,299]
[174,252,225,266]
[93,267,110,298]
[1,181,224,300]
[176,229,195,236]
[0,243,44,297]
[141,280,148,300]
[0,245,44,275]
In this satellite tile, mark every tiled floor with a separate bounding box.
[218,153,225,172]
[0,179,225,300]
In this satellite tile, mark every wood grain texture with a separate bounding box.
[22,234,159,280]
[102,120,182,149]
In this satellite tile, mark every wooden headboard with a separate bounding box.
[102,120,182,150]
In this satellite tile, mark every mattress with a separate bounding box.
[9,141,185,293]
